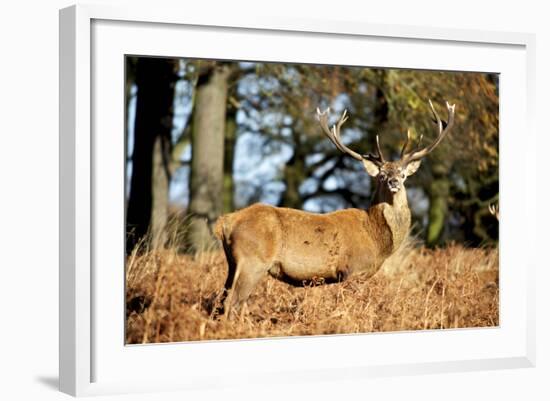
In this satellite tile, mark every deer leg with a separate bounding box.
[220,255,236,302]
[224,260,265,319]
[211,239,237,318]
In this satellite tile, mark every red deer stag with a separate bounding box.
[214,100,456,317]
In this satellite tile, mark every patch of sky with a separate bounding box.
[358,82,368,94]
[239,62,257,71]
[311,157,338,179]
[303,195,345,213]
[281,66,301,86]
[125,84,137,198]
[169,166,190,207]
[331,93,350,114]
[407,187,429,226]
[451,172,467,192]
[238,73,260,97]
[299,177,320,196]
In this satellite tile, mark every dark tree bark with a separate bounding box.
[280,117,309,210]
[373,82,388,128]
[126,58,176,254]
[223,106,237,213]
[188,64,231,251]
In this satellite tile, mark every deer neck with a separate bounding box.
[370,185,411,252]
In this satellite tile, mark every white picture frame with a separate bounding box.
[59,3,536,397]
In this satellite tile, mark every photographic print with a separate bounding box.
[124,56,499,344]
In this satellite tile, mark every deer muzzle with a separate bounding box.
[388,178,401,192]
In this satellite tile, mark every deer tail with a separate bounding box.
[213,214,232,244]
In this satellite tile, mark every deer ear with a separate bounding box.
[405,160,422,176]
[362,159,380,177]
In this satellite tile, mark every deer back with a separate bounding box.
[216,203,406,282]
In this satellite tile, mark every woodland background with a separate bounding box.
[125,57,499,253]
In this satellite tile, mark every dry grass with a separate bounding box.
[125,238,499,344]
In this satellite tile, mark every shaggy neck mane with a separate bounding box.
[371,183,409,209]
[370,182,411,252]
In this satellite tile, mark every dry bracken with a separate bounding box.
[125,239,499,344]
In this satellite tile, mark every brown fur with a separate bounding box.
[214,165,413,317]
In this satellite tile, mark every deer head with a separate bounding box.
[316,100,456,199]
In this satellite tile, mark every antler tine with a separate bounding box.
[364,134,386,165]
[488,203,499,221]
[331,110,351,151]
[376,135,385,162]
[401,100,456,164]
[316,107,363,162]
[429,99,444,136]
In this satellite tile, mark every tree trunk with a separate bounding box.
[188,64,230,252]
[373,81,388,128]
[426,166,450,247]
[150,135,171,248]
[281,151,306,209]
[126,58,175,254]
[279,114,310,209]
[223,107,237,213]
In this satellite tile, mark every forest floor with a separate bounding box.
[125,238,499,344]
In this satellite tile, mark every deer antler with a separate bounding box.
[401,100,456,164]
[316,107,386,166]
[488,203,499,221]
[364,134,386,166]
[317,100,453,166]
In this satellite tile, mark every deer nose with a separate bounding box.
[389,178,399,187]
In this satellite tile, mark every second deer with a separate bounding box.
[214,100,456,317]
